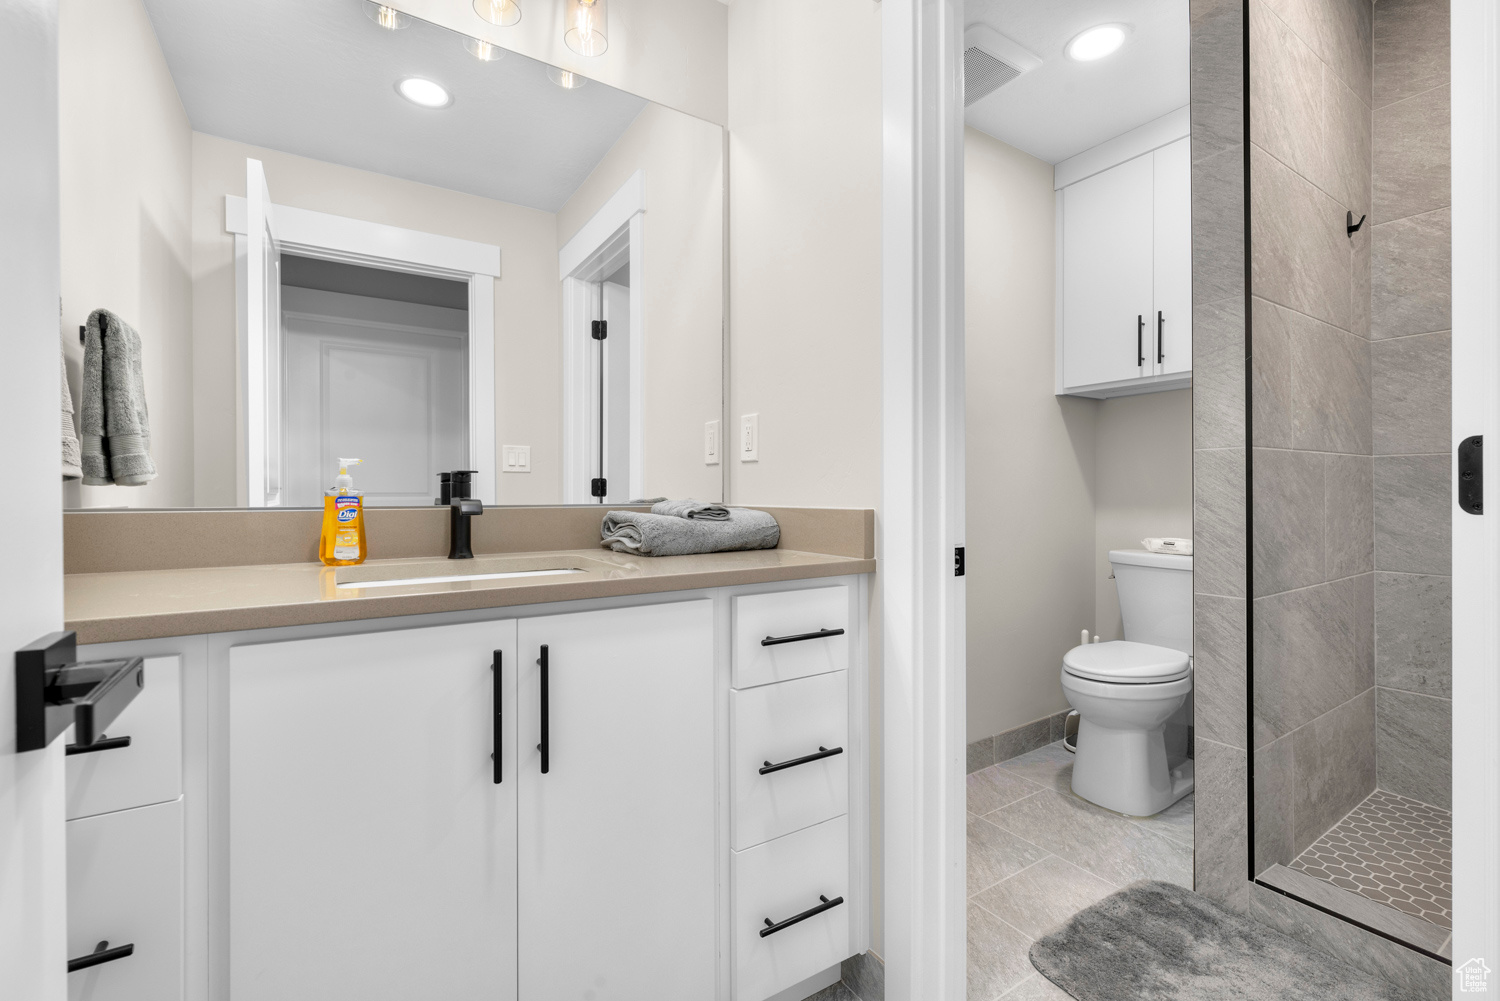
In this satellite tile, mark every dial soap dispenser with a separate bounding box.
[320,457,368,566]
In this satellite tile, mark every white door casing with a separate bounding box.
[226,175,499,505]
[238,159,282,507]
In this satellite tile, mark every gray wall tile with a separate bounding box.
[1291,321,1371,454]
[1372,0,1450,110]
[993,716,1053,764]
[1254,732,1296,871]
[1195,738,1250,914]
[1195,594,1248,747]
[1351,221,1370,339]
[1370,207,1452,338]
[1194,298,1247,450]
[1251,1,1326,182]
[1373,85,1451,223]
[1291,688,1377,854]
[1371,330,1451,454]
[1374,453,1451,574]
[1324,453,1373,579]
[1375,572,1452,698]
[1376,688,1452,808]
[1194,144,1248,304]
[1321,68,1372,215]
[1195,448,1247,598]
[1251,144,1352,330]
[1252,448,1325,595]
[1254,574,1374,743]
[1251,298,1295,449]
[1259,0,1372,104]
[1191,0,1245,161]
[966,736,994,775]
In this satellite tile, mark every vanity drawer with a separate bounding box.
[67,799,184,1001]
[67,656,182,821]
[731,815,850,1001]
[732,585,850,689]
[731,671,848,850]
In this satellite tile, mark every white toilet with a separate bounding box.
[1061,549,1194,817]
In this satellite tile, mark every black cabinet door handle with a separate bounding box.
[537,644,549,775]
[1157,310,1164,364]
[65,734,131,756]
[761,628,845,647]
[68,940,134,973]
[491,651,502,784]
[760,894,845,938]
[1137,315,1145,366]
[761,746,844,775]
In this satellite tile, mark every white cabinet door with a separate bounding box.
[517,600,716,1001]
[1061,153,1155,390]
[228,621,517,1001]
[1152,137,1192,377]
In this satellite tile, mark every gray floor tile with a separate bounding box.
[969,765,1044,817]
[968,814,1049,896]
[803,983,860,1001]
[999,974,1074,1000]
[1128,792,1196,847]
[972,854,1117,939]
[995,741,1074,795]
[967,902,1035,1001]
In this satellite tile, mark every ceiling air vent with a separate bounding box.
[964,24,1041,107]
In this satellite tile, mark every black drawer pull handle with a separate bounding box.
[65,734,132,756]
[760,894,845,938]
[68,940,134,972]
[760,745,844,775]
[537,644,549,775]
[491,651,502,784]
[761,628,844,647]
[1157,310,1165,364]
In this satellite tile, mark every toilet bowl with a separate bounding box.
[1063,549,1195,817]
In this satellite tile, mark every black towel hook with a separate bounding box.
[1346,210,1367,237]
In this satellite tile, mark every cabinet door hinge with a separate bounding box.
[591,320,607,341]
[590,477,607,498]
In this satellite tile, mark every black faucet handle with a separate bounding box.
[452,497,484,516]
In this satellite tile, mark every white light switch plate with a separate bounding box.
[502,445,531,472]
[740,414,758,462]
[705,420,721,465]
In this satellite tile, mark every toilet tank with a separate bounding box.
[1109,549,1193,653]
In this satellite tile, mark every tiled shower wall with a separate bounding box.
[1369,0,1452,813]
[1247,0,1376,875]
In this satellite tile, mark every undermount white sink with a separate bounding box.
[335,556,590,590]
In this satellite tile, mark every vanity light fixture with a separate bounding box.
[464,35,505,61]
[473,0,521,28]
[546,65,589,90]
[397,77,453,108]
[564,0,607,57]
[363,1,410,30]
[1066,23,1129,61]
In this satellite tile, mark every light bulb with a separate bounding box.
[364,1,410,30]
[464,35,504,61]
[546,65,588,90]
[473,0,521,27]
[1066,24,1128,61]
[564,0,607,57]
[397,77,452,108]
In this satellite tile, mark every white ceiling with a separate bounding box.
[142,0,650,211]
[963,0,1189,164]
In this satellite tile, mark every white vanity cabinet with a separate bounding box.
[1058,135,1191,398]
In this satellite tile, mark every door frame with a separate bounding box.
[880,0,967,998]
[226,194,501,505]
[558,170,646,504]
[1450,0,1500,985]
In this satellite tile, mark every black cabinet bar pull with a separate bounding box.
[491,651,502,784]
[760,745,844,775]
[1157,310,1164,364]
[68,940,134,973]
[1137,314,1145,366]
[761,627,845,647]
[537,644,549,775]
[65,734,131,756]
[760,895,845,938]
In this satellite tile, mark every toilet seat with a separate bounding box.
[1062,640,1190,684]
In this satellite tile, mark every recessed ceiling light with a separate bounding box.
[1066,23,1128,62]
[397,77,452,108]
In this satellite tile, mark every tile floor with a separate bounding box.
[1290,788,1452,928]
[966,741,1194,1001]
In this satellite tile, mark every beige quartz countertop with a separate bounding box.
[66,548,875,645]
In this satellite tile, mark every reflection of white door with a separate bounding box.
[240,158,282,506]
[282,288,468,507]
[601,280,632,504]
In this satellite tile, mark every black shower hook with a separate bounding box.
[1346,210,1367,237]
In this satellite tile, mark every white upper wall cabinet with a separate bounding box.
[1057,125,1192,399]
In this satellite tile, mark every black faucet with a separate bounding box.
[449,498,484,559]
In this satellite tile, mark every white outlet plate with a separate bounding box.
[705,420,721,465]
[740,414,758,462]
[502,445,531,472]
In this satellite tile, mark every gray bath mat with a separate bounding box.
[1029,881,1422,1000]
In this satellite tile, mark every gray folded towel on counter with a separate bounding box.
[651,498,731,521]
[61,351,82,480]
[601,508,780,557]
[79,309,156,487]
